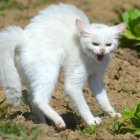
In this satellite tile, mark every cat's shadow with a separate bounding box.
[60,112,81,130]
[10,111,81,130]
[9,111,32,120]
[45,112,82,130]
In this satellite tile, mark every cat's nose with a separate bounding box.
[100,48,105,54]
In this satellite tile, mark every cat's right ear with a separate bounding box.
[112,23,127,36]
[76,19,91,37]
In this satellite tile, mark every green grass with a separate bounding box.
[0,104,42,140]
[0,0,28,11]
[76,125,96,135]
[0,0,49,11]
[0,0,48,18]
[0,120,41,140]
[0,92,42,140]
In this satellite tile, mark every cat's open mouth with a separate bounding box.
[97,54,104,61]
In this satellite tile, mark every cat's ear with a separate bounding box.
[76,19,91,37]
[112,23,127,36]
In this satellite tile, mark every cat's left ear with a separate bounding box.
[76,19,91,37]
[112,23,127,36]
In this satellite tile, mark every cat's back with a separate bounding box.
[25,3,89,34]
[22,4,89,65]
[32,3,88,22]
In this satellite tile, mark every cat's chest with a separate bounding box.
[84,59,108,77]
[85,62,100,74]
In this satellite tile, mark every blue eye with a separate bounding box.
[92,42,99,46]
[106,43,112,47]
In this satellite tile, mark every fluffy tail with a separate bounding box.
[0,26,24,107]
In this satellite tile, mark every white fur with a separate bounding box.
[0,3,126,129]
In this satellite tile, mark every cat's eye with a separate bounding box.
[92,42,99,46]
[106,43,112,47]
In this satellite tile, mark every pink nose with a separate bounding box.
[100,48,105,54]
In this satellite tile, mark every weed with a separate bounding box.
[82,125,96,135]
[76,123,96,135]
[113,103,140,136]
[0,0,28,11]
[0,120,42,140]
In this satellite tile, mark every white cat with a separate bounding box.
[0,3,126,129]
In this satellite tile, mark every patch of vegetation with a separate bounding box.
[76,125,96,135]
[21,89,29,105]
[119,8,140,51]
[0,92,42,140]
[0,11,5,16]
[82,125,96,135]
[0,0,49,12]
[0,120,41,140]
[0,0,28,11]
[113,103,140,136]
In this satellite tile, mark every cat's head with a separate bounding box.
[76,19,127,62]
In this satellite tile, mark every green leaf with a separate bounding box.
[119,8,140,48]
[121,8,140,22]
[124,29,140,40]
[133,129,140,136]
[134,103,140,119]
[122,126,140,136]
[130,103,140,127]
[131,117,140,128]
[134,42,140,46]
[113,122,125,134]
[120,125,140,136]
[122,108,134,120]
[121,11,129,22]
[82,125,96,135]
[114,103,140,136]
[129,18,140,37]
[119,125,137,134]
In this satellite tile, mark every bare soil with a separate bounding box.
[0,0,140,140]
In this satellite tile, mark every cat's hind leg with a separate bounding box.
[29,99,46,124]
[27,62,66,130]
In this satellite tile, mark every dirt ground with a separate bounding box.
[0,0,140,140]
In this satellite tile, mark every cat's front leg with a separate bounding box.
[64,82,101,125]
[64,71,102,126]
[88,74,121,118]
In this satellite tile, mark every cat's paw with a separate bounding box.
[87,117,102,126]
[109,112,122,118]
[7,95,21,107]
[5,88,22,107]
[55,120,66,131]
[102,105,121,118]
[6,91,22,107]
